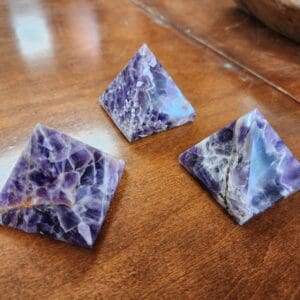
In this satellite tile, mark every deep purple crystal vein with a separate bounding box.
[179,109,300,224]
[100,44,195,142]
[0,124,125,247]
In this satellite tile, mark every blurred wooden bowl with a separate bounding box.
[235,0,300,43]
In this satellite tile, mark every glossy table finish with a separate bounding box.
[133,0,300,103]
[0,0,299,299]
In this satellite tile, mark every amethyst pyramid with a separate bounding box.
[179,109,300,224]
[0,124,125,247]
[100,44,195,142]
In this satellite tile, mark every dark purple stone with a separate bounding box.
[0,124,125,247]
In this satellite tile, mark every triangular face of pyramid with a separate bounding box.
[100,44,195,142]
[245,110,300,221]
[179,109,300,225]
[0,124,125,247]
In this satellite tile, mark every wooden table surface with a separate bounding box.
[0,0,299,299]
[133,0,300,103]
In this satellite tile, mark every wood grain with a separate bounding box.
[132,0,300,103]
[0,0,299,299]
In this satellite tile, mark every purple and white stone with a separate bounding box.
[0,124,125,247]
[179,109,300,224]
[100,44,195,142]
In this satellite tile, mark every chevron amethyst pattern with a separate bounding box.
[0,124,125,247]
[179,109,300,224]
[100,44,195,142]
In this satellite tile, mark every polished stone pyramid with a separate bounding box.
[100,44,195,142]
[179,109,300,224]
[0,124,125,247]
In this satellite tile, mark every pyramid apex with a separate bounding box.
[137,43,155,59]
[34,123,43,129]
[139,43,149,50]
[251,107,264,118]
